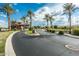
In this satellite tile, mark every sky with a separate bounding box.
[0,3,79,28]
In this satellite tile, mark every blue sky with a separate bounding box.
[0,3,79,28]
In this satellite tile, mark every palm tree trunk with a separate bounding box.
[47,20,48,29]
[68,11,72,34]
[50,20,52,28]
[30,16,32,29]
[7,13,11,30]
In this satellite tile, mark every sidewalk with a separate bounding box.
[64,33,79,39]
[5,31,18,56]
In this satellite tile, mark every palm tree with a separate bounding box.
[11,19,16,30]
[0,4,14,30]
[44,14,49,29]
[63,3,78,34]
[49,16,54,28]
[11,19,16,25]
[21,16,28,30]
[4,4,14,30]
[27,10,34,29]
[21,16,28,23]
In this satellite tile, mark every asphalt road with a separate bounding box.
[12,29,79,56]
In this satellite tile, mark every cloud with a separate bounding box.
[9,4,13,7]
[0,14,7,18]
[73,3,79,7]
[34,3,79,26]
[34,3,64,24]
[14,3,18,5]
[0,20,7,28]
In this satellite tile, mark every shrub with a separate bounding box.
[49,30,52,32]
[54,25,58,29]
[73,29,79,36]
[32,29,35,33]
[58,31,64,35]
[0,28,1,31]
[46,29,50,32]
[29,28,33,31]
[51,30,55,33]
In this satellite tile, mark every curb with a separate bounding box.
[65,45,79,51]
[26,30,40,36]
[5,31,18,56]
[64,33,79,39]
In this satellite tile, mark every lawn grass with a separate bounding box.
[25,30,33,35]
[0,31,14,56]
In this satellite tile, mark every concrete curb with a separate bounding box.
[64,33,79,39]
[26,30,40,36]
[5,31,18,56]
[65,45,79,51]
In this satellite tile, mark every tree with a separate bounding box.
[21,16,28,23]
[11,19,16,25]
[44,14,49,29]
[11,19,16,30]
[63,3,79,34]
[49,16,54,28]
[27,10,34,30]
[0,4,14,30]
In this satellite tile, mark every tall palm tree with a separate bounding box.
[21,16,28,23]
[44,14,49,29]
[21,16,28,30]
[27,10,34,29]
[0,4,14,30]
[11,19,16,25]
[49,16,54,28]
[4,4,14,30]
[63,3,78,34]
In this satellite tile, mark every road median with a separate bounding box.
[25,30,40,36]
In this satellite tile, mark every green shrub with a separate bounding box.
[51,30,55,33]
[29,27,33,31]
[46,29,50,32]
[58,31,64,35]
[49,30,52,32]
[0,28,1,31]
[32,29,35,33]
[54,25,58,29]
[73,29,79,36]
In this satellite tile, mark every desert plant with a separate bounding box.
[51,30,55,33]
[58,31,64,35]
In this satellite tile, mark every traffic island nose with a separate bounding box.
[65,45,79,51]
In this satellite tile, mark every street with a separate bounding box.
[12,29,79,56]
